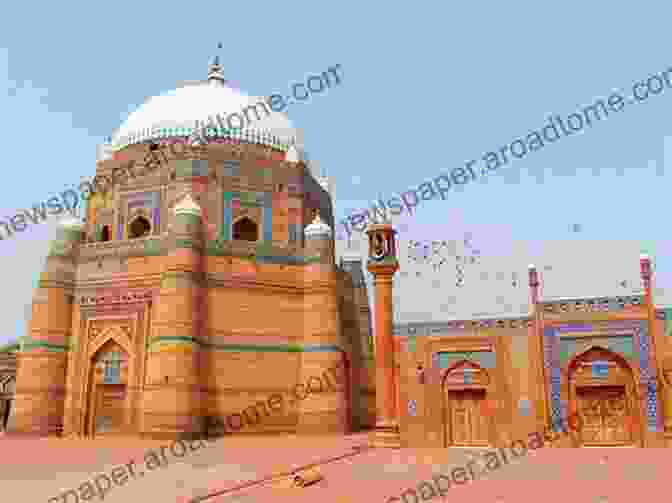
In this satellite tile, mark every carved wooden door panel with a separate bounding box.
[446,390,488,446]
[577,386,631,445]
[469,390,489,446]
[578,393,603,444]
[448,391,471,445]
[602,389,630,444]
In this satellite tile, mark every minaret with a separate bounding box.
[366,223,401,448]
[141,194,204,439]
[9,215,83,436]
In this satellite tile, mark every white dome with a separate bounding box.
[110,65,302,151]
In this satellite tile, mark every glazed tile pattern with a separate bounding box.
[635,321,662,432]
[435,351,496,370]
[543,321,662,433]
[543,327,563,430]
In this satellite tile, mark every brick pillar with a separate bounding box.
[140,194,204,440]
[8,217,82,436]
[296,213,349,434]
[366,224,401,448]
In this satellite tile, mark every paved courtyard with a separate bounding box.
[0,432,667,502]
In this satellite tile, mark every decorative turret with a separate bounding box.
[285,145,302,163]
[173,193,203,219]
[170,193,204,243]
[304,210,333,265]
[96,140,114,163]
[50,214,84,256]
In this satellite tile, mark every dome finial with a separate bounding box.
[208,43,225,84]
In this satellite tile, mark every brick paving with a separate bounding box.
[0,432,667,503]
[200,447,669,503]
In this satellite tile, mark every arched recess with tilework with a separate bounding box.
[80,329,134,437]
[566,346,642,447]
[441,359,494,447]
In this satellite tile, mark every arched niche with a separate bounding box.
[233,216,258,242]
[441,359,493,447]
[81,329,134,437]
[566,345,641,447]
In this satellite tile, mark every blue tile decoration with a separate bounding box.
[263,205,273,242]
[519,398,531,417]
[408,399,417,417]
[636,321,662,432]
[592,361,610,378]
[463,370,473,385]
[559,335,634,364]
[222,196,232,240]
[436,351,496,369]
[543,328,563,429]
[256,254,317,265]
[548,321,662,434]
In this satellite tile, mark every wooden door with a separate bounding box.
[576,386,631,446]
[446,389,488,446]
[94,384,127,436]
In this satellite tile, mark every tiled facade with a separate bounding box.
[394,288,672,448]
[7,136,374,440]
[5,54,672,450]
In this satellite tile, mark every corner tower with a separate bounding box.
[141,194,205,439]
[9,215,83,435]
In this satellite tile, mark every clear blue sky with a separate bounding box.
[1,1,671,345]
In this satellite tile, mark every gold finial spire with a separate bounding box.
[208,43,225,83]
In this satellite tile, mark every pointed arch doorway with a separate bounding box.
[567,347,642,447]
[84,339,130,437]
[442,360,493,447]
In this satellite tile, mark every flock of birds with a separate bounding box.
[338,225,637,294]
[404,233,483,287]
